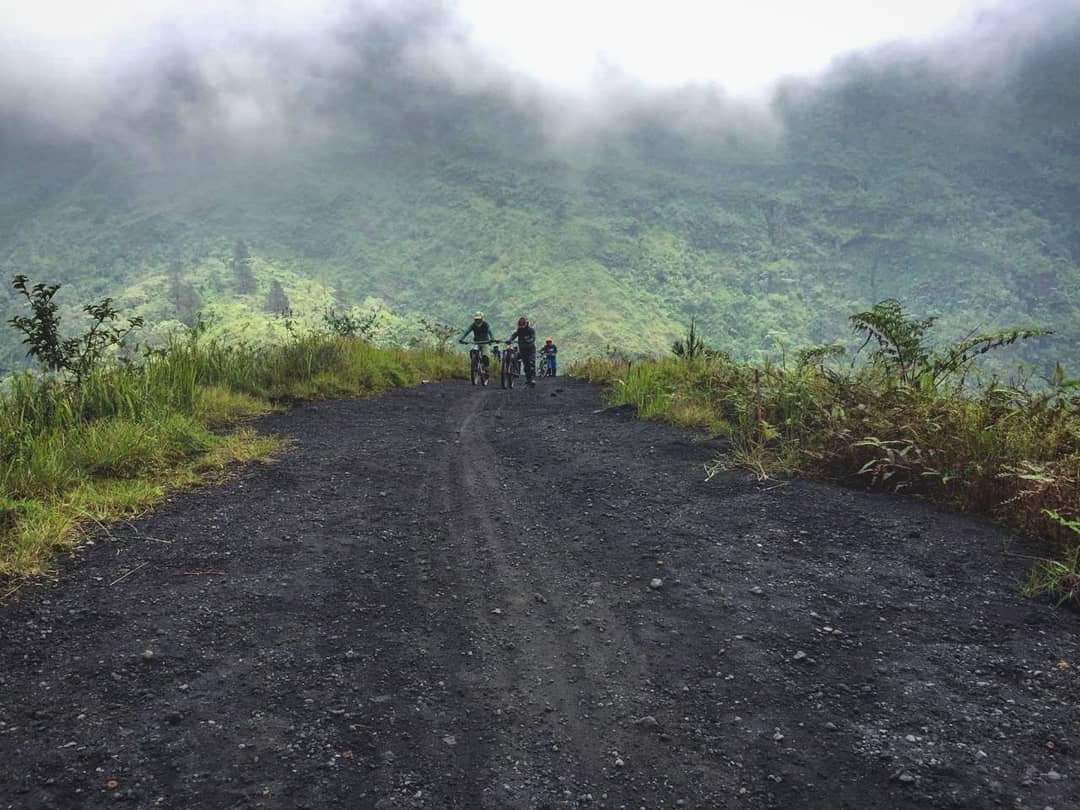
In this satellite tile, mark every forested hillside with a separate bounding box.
[1,5,1077,372]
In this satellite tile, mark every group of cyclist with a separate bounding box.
[459,312,557,387]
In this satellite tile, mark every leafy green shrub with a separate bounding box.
[8,275,144,383]
[323,307,379,339]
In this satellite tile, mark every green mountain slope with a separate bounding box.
[1,11,1077,372]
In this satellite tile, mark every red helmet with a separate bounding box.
[518,317,529,328]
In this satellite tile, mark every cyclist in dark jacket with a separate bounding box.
[540,338,558,377]
[506,316,537,386]
[460,312,495,368]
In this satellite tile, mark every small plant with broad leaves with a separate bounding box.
[8,275,144,383]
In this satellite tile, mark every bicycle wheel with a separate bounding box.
[470,355,478,386]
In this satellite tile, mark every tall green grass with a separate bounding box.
[1,331,463,577]
[573,353,1079,604]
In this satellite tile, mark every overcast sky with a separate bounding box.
[1,0,1075,150]
[0,0,1013,94]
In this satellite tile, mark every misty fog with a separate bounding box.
[2,0,1071,155]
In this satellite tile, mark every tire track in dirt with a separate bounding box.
[445,389,727,805]
[452,391,612,798]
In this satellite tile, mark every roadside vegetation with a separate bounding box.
[0,276,463,578]
[573,303,1080,606]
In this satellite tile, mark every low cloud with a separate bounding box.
[0,0,1075,160]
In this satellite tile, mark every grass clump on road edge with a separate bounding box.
[1,282,464,578]
[572,304,1079,606]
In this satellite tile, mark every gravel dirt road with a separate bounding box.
[1,379,1077,808]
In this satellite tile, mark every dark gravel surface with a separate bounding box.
[1,378,1077,809]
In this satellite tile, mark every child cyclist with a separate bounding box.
[540,338,558,377]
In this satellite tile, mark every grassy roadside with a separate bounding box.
[572,346,1080,606]
[1,332,463,577]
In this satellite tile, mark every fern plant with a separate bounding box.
[850,299,1050,388]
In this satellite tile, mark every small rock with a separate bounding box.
[491,608,502,616]
[614,757,625,768]
[750,586,764,596]
[792,651,807,661]
[1046,770,1062,781]
[905,735,917,743]
[773,730,785,741]
[634,716,660,729]
[649,578,663,590]
[897,772,916,784]
[825,722,837,731]
[442,735,456,746]
[140,650,155,662]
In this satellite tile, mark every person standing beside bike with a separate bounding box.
[460,312,496,371]
[506,316,537,387]
[540,338,558,377]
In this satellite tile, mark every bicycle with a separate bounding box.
[500,345,520,389]
[460,340,496,387]
[538,354,557,378]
